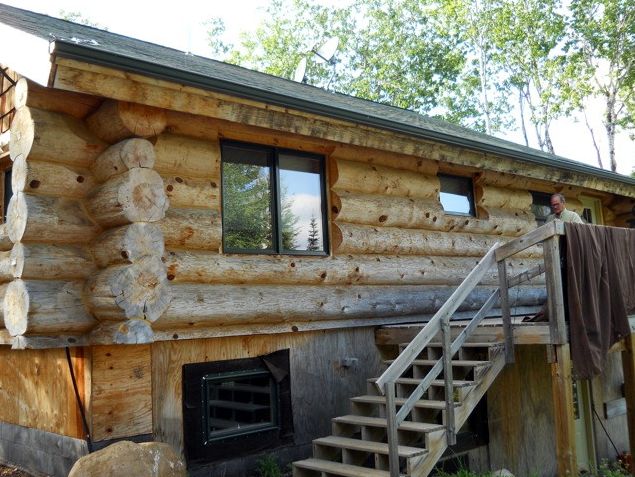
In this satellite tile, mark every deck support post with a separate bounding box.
[621,333,635,476]
[543,234,567,345]
[551,343,577,476]
[497,259,514,363]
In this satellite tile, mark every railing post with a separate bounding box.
[497,259,515,363]
[385,381,400,477]
[441,318,456,445]
[543,234,567,344]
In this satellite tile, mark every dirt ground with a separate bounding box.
[0,465,32,477]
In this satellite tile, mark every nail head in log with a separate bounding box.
[92,223,165,268]
[86,99,167,144]
[4,279,97,336]
[92,138,157,183]
[9,107,107,167]
[86,168,169,227]
[12,155,95,199]
[7,192,101,244]
[332,158,439,199]
[86,255,172,322]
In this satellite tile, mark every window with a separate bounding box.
[182,350,293,463]
[3,165,11,222]
[439,174,475,216]
[530,191,552,225]
[221,141,328,255]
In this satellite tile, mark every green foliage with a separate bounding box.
[567,0,635,171]
[208,0,635,169]
[256,454,283,477]
[599,458,630,476]
[306,215,320,251]
[222,162,273,250]
[58,10,107,29]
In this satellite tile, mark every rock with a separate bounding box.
[68,441,186,477]
[492,470,515,477]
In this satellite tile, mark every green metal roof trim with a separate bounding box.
[1,3,634,188]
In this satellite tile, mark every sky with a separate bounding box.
[3,0,634,176]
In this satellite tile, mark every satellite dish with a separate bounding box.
[293,57,307,83]
[314,37,339,62]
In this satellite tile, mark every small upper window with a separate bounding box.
[530,191,551,225]
[221,142,328,255]
[439,174,475,216]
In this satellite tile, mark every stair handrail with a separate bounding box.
[377,220,565,477]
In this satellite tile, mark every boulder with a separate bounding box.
[68,441,186,477]
[492,470,515,477]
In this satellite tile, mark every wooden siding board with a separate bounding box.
[152,329,383,457]
[90,344,152,441]
[0,347,84,438]
[487,345,557,477]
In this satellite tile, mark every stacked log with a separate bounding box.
[153,134,222,251]
[330,157,539,257]
[85,128,171,339]
[3,99,108,336]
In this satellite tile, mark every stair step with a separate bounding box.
[314,435,427,458]
[351,395,458,410]
[333,415,444,433]
[293,458,395,477]
[385,359,490,368]
[369,377,475,388]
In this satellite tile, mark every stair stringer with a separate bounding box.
[410,344,507,477]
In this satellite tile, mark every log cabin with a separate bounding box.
[0,4,634,476]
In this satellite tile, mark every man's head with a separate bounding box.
[550,193,566,216]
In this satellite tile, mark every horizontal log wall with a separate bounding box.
[1,79,630,344]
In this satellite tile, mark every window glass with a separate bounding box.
[222,145,273,251]
[222,142,327,255]
[279,154,324,253]
[203,369,278,442]
[531,191,552,225]
[439,174,475,216]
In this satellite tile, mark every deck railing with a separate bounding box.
[375,220,566,477]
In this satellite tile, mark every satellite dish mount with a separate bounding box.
[292,36,339,84]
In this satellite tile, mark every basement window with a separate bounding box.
[183,350,293,464]
[439,174,475,216]
[221,141,328,255]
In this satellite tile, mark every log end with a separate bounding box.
[9,107,34,161]
[90,319,154,345]
[108,256,172,322]
[4,279,28,336]
[6,193,26,244]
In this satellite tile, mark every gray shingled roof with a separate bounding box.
[1,2,634,187]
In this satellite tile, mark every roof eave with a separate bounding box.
[48,40,635,189]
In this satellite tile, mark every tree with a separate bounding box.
[568,0,635,171]
[306,215,320,251]
[59,10,107,29]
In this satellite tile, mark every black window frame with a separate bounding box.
[221,140,329,256]
[530,191,552,225]
[182,350,293,464]
[439,173,476,217]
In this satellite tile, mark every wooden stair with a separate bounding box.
[293,223,566,477]
[293,340,506,477]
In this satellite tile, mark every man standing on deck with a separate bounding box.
[546,193,584,224]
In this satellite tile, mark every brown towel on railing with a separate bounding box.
[565,223,634,379]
